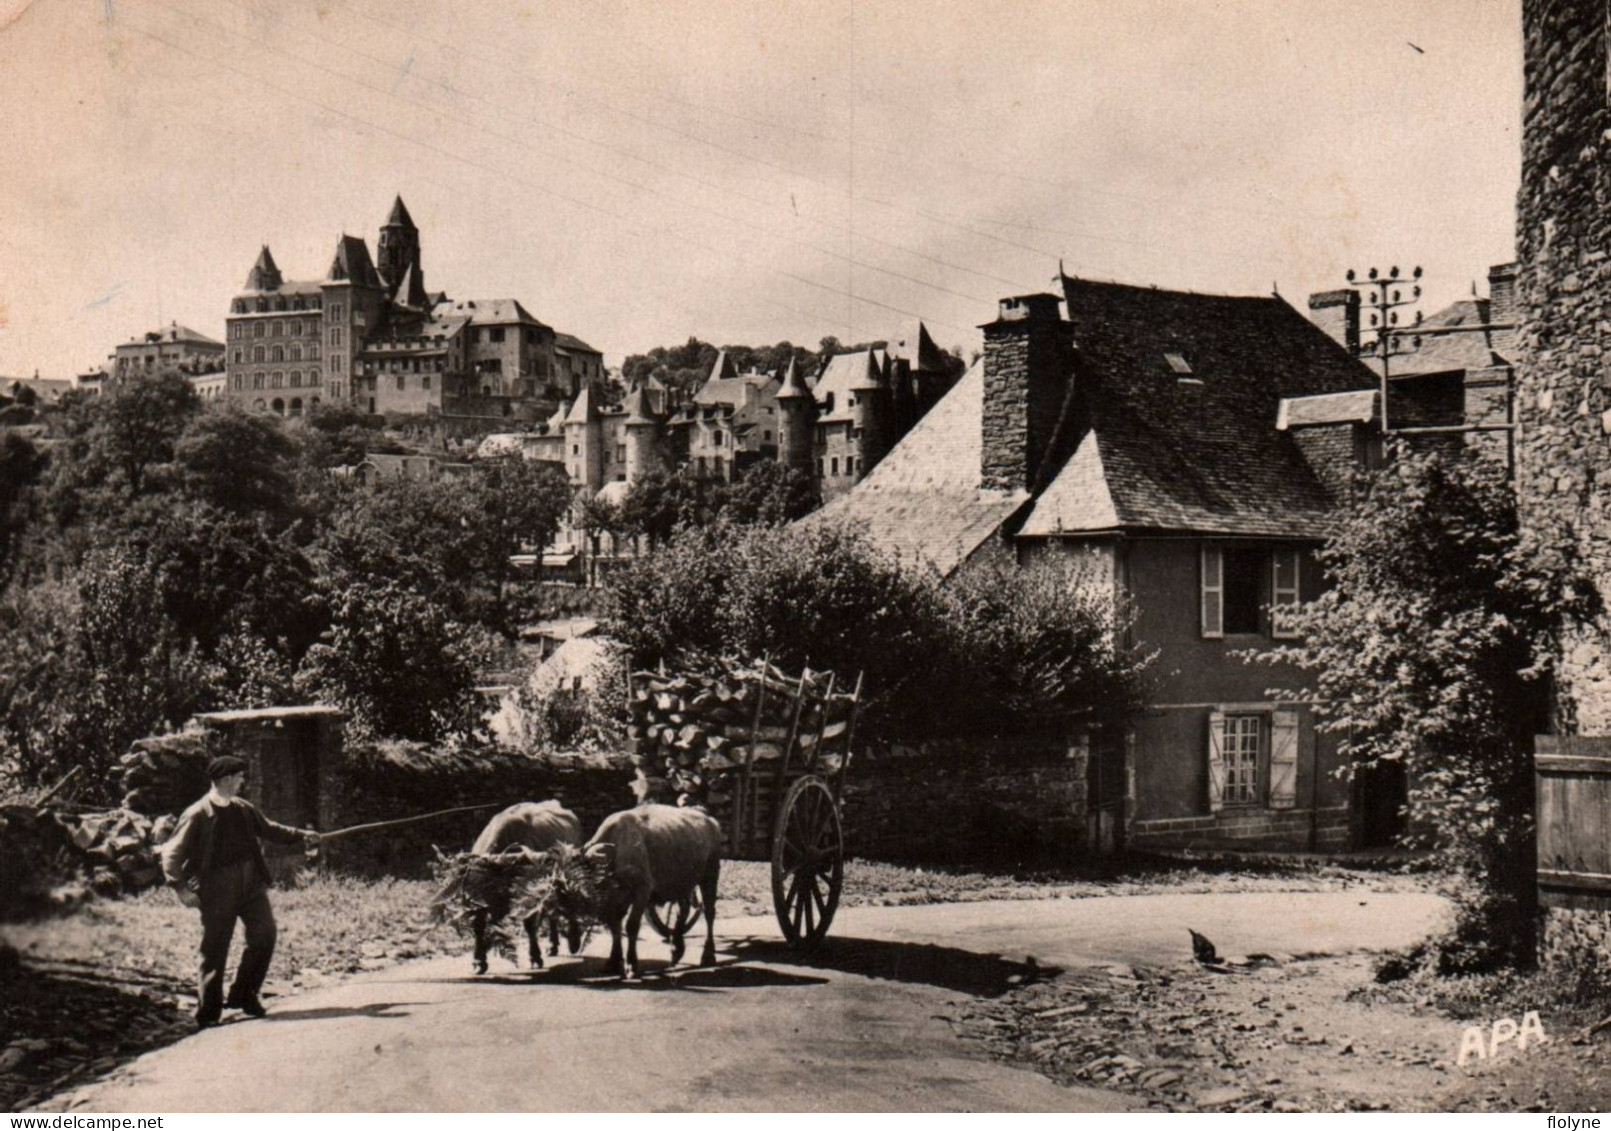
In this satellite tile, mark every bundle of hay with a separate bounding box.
[428,847,591,960]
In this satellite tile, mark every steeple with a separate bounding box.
[246,246,282,291]
[384,194,416,230]
[377,195,424,301]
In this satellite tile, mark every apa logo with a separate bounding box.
[1456,1012,1548,1067]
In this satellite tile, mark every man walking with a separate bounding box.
[160,755,323,1029]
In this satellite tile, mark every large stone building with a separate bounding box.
[223,196,600,421]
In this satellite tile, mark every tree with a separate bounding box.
[1260,447,1597,970]
[715,461,818,526]
[173,405,299,522]
[294,578,489,743]
[0,431,44,573]
[619,467,713,547]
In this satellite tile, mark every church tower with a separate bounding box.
[377,195,426,308]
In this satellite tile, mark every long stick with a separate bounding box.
[316,803,504,841]
[34,765,81,806]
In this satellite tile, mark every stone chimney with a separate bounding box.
[1307,289,1360,355]
[980,293,1074,492]
[1487,262,1518,352]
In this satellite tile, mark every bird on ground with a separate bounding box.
[1189,928,1219,965]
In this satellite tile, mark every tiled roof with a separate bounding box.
[1362,297,1515,377]
[564,384,599,424]
[1022,276,1376,539]
[434,298,547,326]
[695,373,776,408]
[555,332,600,355]
[886,321,948,372]
[813,350,885,422]
[325,235,382,288]
[236,279,324,299]
[810,360,1026,575]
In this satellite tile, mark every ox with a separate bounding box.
[467,800,584,975]
[549,804,722,979]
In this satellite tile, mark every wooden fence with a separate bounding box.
[1535,736,1611,910]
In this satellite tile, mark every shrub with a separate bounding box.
[605,521,1150,740]
[1262,447,1598,969]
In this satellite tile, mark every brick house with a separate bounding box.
[816,274,1403,852]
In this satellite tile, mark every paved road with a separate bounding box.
[70,890,1446,1113]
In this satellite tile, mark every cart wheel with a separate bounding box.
[646,891,703,942]
[771,775,843,949]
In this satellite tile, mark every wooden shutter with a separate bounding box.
[1201,545,1224,639]
[1271,550,1301,639]
[1269,709,1300,809]
[1207,709,1226,812]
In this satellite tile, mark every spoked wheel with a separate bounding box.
[646,890,703,942]
[771,775,843,949]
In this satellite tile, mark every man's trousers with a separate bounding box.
[195,858,277,1024]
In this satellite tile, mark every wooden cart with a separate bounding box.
[634,663,864,949]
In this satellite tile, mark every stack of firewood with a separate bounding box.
[66,809,175,893]
[626,661,850,809]
[116,734,212,815]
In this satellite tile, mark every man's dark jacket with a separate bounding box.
[160,795,304,892]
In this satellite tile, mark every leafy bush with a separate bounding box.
[1261,447,1598,969]
[605,521,1150,739]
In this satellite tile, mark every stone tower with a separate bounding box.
[621,385,664,482]
[377,196,426,308]
[1515,0,1611,732]
[775,356,815,477]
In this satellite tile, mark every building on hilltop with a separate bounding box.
[79,322,227,399]
[812,274,1406,853]
[222,195,597,423]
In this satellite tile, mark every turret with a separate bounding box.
[621,386,665,482]
[246,246,282,291]
[564,384,604,491]
[775,356,815,476]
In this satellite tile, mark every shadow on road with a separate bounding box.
[263,1000,423,1022]
[417,956,827,992]
[723,935,1057,998]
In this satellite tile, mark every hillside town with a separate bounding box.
[2,0,1608,1118]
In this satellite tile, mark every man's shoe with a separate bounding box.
[195,1015,219,1031]
[226,996,267,1018]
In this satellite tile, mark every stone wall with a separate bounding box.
[325,742,634,877]
[1516,0,1611,733]
[839,732,1091,864]
[1128,806,1351,853]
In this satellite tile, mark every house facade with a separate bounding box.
[816,276,1400,852]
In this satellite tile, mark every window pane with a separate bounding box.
[1222,715,1261,804]
[1223,547,1263,634]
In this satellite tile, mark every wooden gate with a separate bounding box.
[1534,736,1611,907]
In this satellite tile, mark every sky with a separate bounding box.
[0,0,1522,378]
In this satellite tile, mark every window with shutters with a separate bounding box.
[1220,714,1261,805]
[1271,550,1302,639]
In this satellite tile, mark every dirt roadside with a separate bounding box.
[951,953,1610,1112]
